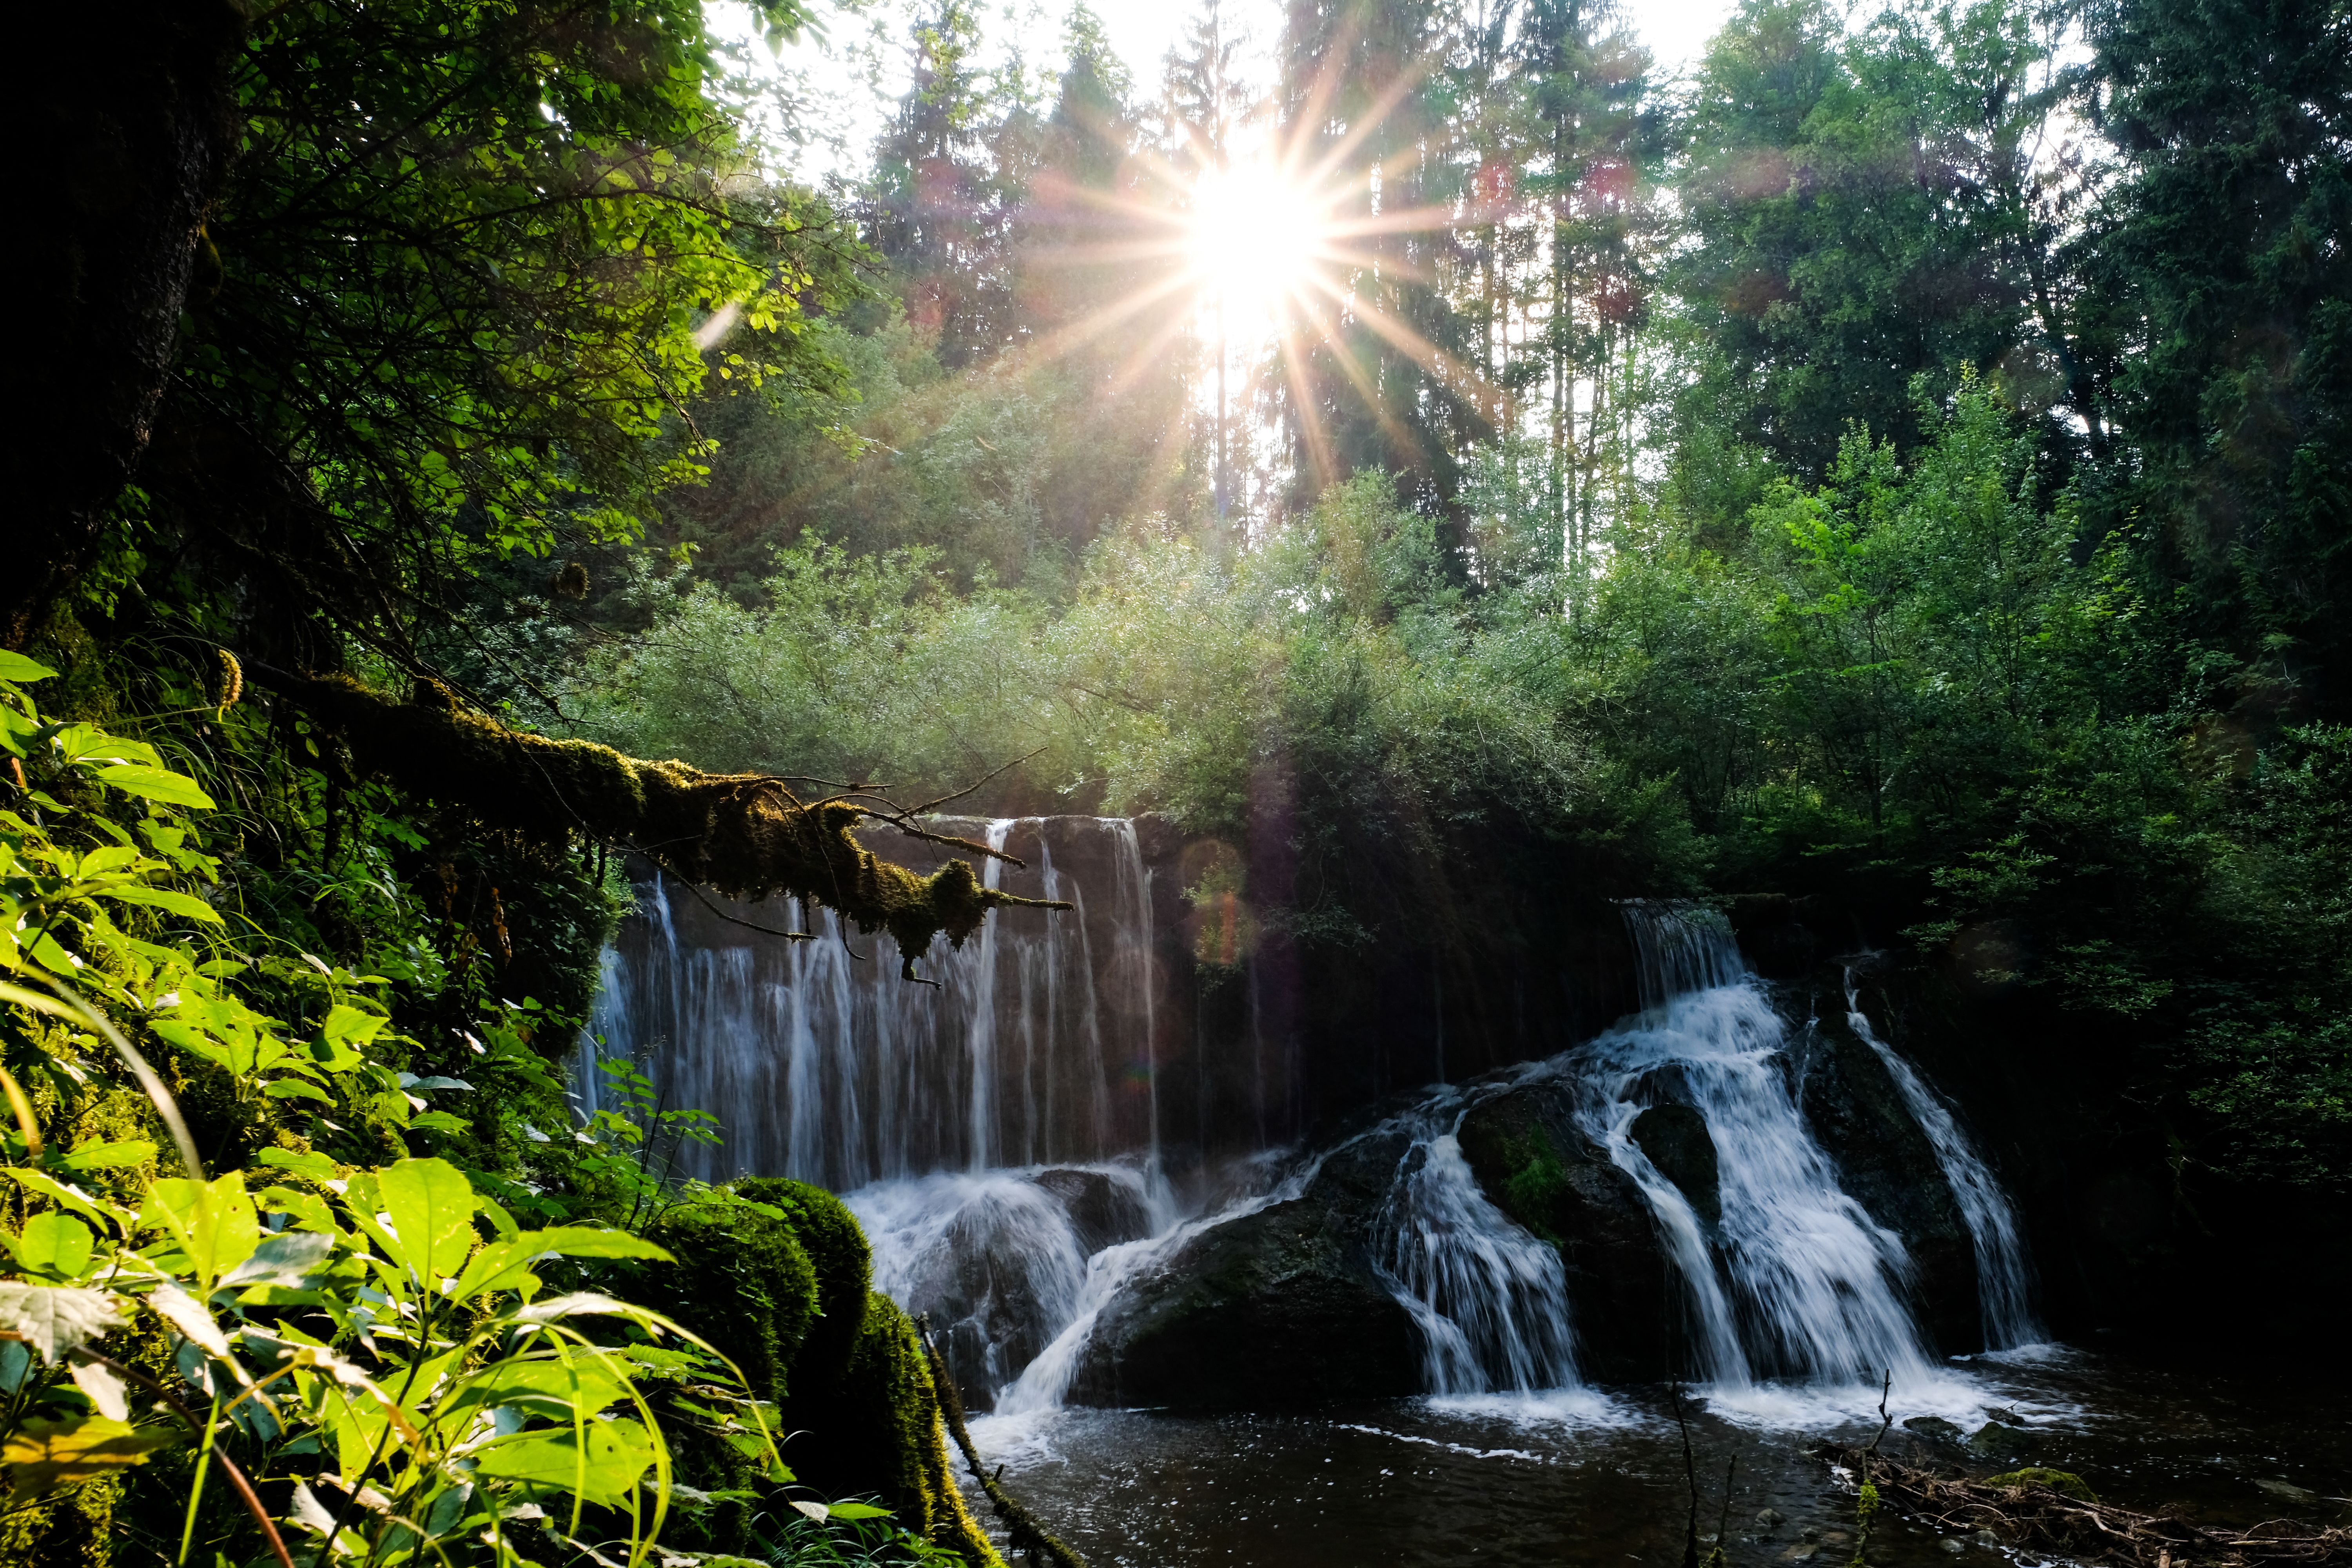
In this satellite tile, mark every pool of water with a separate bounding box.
[958,1348,2352,1567]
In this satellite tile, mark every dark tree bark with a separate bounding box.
[8,0,245,648]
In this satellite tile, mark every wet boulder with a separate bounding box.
[1454,1077,1675,1381]
[1797,1014,1980,1353]
[1033,1167,1153,1254]
[1069,1127,1422,1408]
[1629,1103,1722,1227]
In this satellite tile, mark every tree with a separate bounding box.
[1670,0,2043,477]
[1275,0,1491,514]
[2087,0,2352,716]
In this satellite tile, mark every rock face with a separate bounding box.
[1070,1125,1423,1407]
[1628,1103,1722,1227]
[1794,1008,1982,1353]
[1033,1167,1154,1255]
[1454,1078,1675,1382]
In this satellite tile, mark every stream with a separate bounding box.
[955,1352,2350,1567]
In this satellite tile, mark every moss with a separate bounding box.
[0,1473,122,1568]
[720,1180,1002,1565]
[1497,1132,1571,1242]
[1985,1468,2098,1503]
[638,1194,822,1410]
[732,1178,869,1377]
[255,671,1066,975]
[782,1293,1003,1567]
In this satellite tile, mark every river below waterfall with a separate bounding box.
[949,1352,2350,1567]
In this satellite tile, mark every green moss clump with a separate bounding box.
[733,1178,871,1381]
[1498,1133,1571,1241]
[1984,1468,2098,1503]
[0,1473,123,1568]
[637,1194,822,1411]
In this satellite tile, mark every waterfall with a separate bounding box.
[1373,1111,1581,1395]
[1579,905,1940,1390]
[1843,975,2043,1350]
[586,817,1162,1188]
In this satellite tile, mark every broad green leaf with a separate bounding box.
[0,1285,125,1364]
[448,1229,671,1302]
[146,1282,231,1356]
[0,653,58,682]
[445,1351,630,1425]
[15,1214,94,1281]
[320,1005,389,1048]
[90,765,213,808]
[0,1416,173,1498]
[53,726,161,767]
[263,1078,334,1103]
[142,1174,260,1292]
[824,1502,892,1520]
[219,1231,335,1290]
[258,1186,341,1236]
[2,1169,133,1234]
[407,1110,469,1133]
[469,1419,656,1508]
[377,1158,475,1285]
[256,1148,340,1181]
[94,886,222,923]
[58,1140,156,1172]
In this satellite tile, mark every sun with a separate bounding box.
[1186,161,1322,328]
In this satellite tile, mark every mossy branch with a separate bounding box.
[250,668,1070,977]
[916,1316,1090,1568]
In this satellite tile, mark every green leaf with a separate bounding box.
[468,1419,655,1508]
[15,1215,94,1282]
[445,1351,630,1424]
[0,653,58,683]
[0,1416,173,1498]
[446,1229,671,1302]
[0,1285,125,1365]
[58,1140,156,1173]
[262,1079,334,1103]
[407,1110,469,1133]
[256,1148,339,1182]
[376,1158,476,1285]
[94,886,223,923]
[89,766,214,808]
[824,1502,892,1520]
[141,1174,260,1294]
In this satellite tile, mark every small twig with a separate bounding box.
[73,1348,296,1568]
[1673,1380,1702,1568]
[671,878,815,941]
[1868,1367,1894,1454]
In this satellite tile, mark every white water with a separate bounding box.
[1573,905,1967,1406]
[590,837,2043,1425]
[1373,1111,1582,1396]
[1844,973,2044,1350]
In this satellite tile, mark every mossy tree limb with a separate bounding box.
[251,668,1068,976]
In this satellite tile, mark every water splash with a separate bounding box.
[1581,905,1950,1399]
[1373,1111,1581,1395]
[1843,973,2044,1350]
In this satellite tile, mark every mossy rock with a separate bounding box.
[781,1291,1004,1566]
[1985,1468,2097,1503]
[637,1192,822,1409]
[735,1177,871,1383]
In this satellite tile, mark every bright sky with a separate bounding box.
[738,0,1741,185]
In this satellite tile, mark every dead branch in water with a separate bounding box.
[916,1316,1090,1568]
[1817,1444,2348,1568]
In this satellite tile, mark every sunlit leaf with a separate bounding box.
[89,765,214,808]
[0,1285,125,1365]
[15,1214,94,1281]
[1,1416,173,1498]
[469,1418,656,1508]
[377,1158,476,1285]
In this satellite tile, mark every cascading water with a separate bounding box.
[1843,973,2043,1350]
[1574,904,1941,1392]
[586,817,1161,1188]
[1373,1111,1581,1396]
